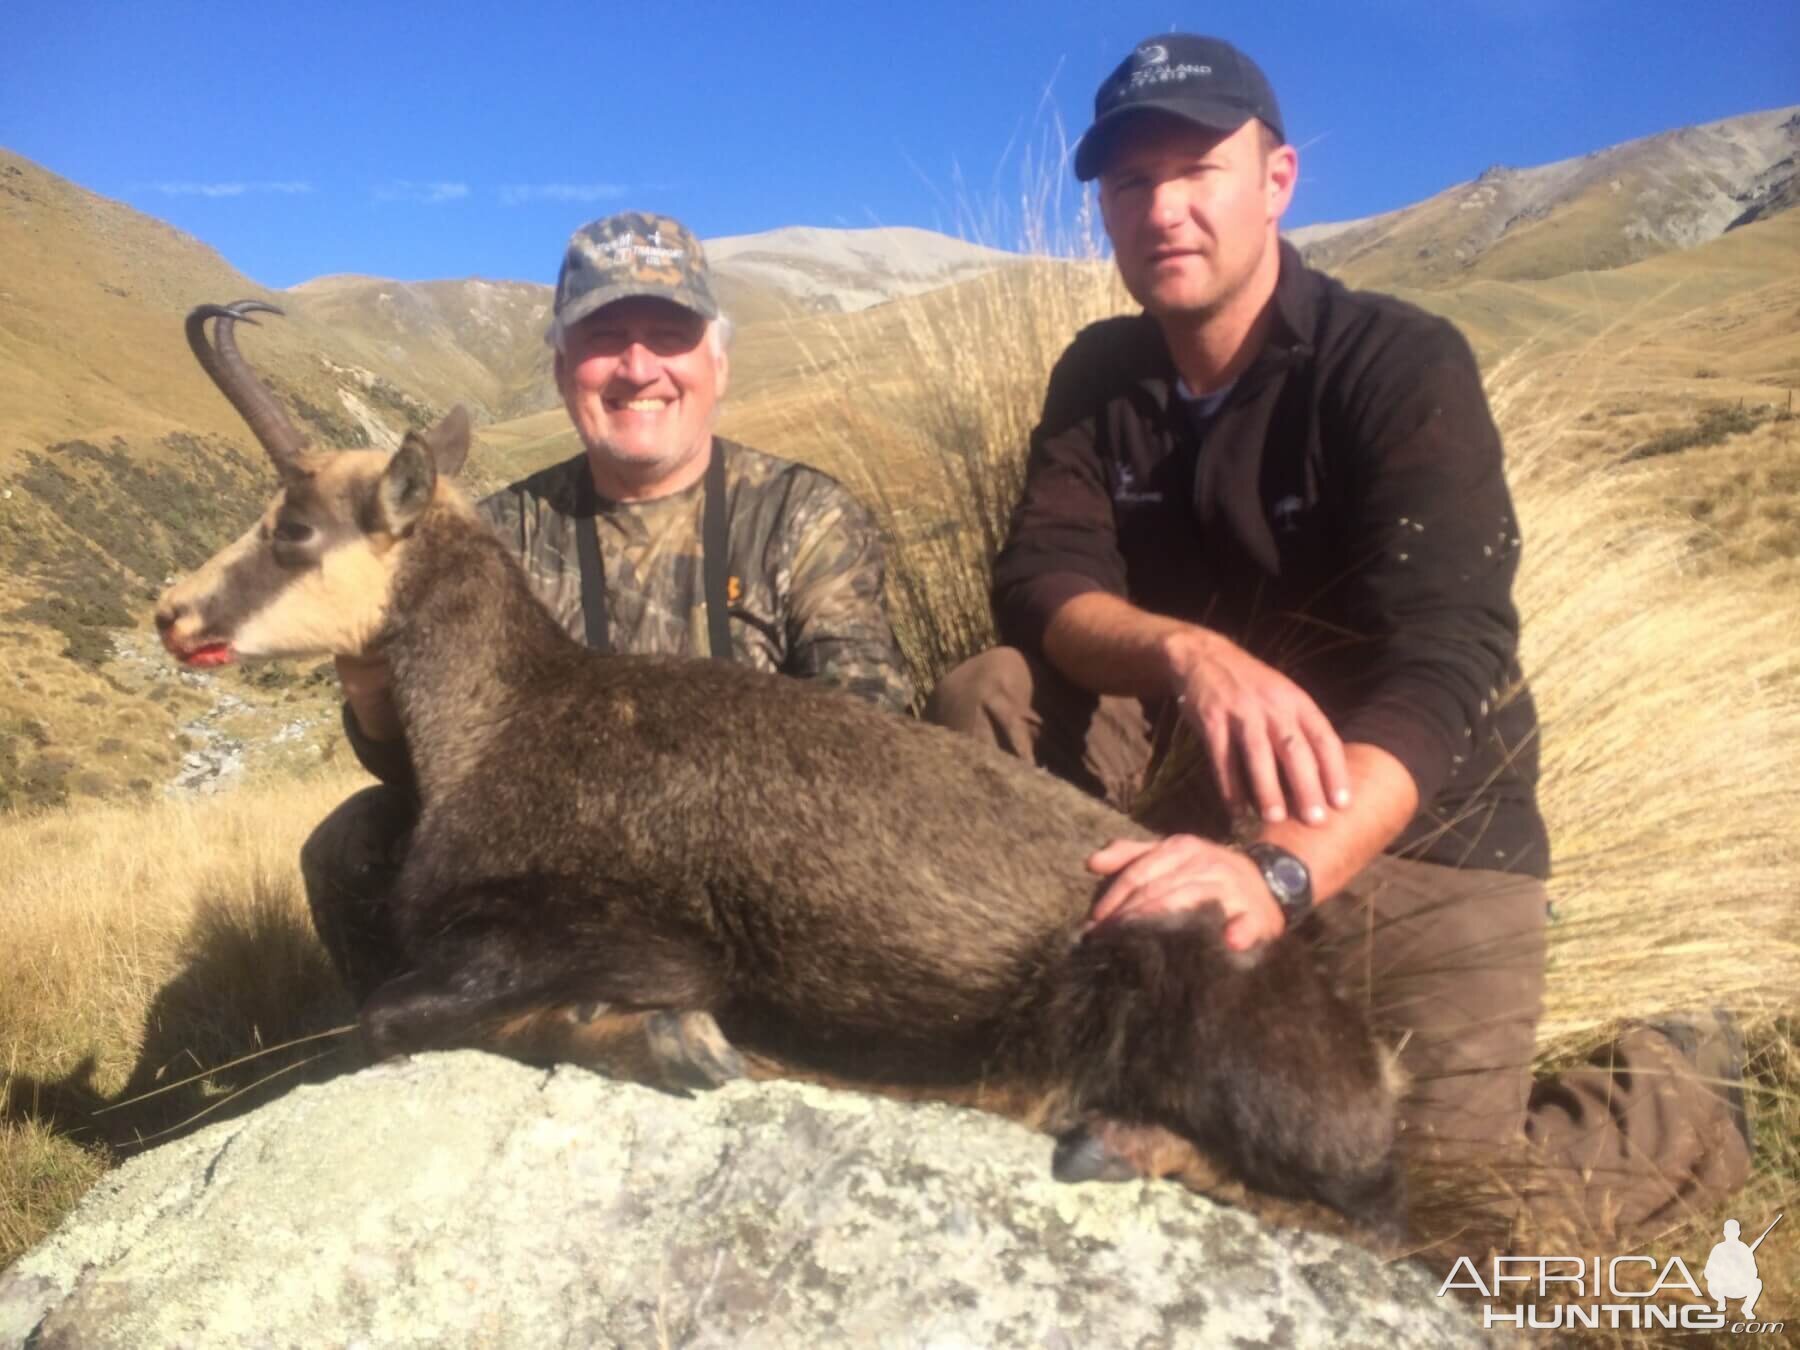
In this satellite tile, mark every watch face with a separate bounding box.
[1269,855,1309,897]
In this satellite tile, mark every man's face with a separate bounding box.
[556,296,727,493]
[1098,115,1296,321]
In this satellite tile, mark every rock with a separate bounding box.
[0,1053,1482,1348]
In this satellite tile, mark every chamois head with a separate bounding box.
[155,301,472,667]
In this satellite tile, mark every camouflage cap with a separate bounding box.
[549,212,719,344]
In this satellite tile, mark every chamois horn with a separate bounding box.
[185,300,308,472]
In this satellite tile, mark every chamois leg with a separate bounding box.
[358,899,748,1091]
[360,975,748,1093]
[365,871,750,1080]
[487,1003,746,1091]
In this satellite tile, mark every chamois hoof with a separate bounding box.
[359,972,459,1061]
[644,1010,746,1093]
[1052,1124,1142,1184]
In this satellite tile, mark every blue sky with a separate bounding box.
[6,1,1796,289]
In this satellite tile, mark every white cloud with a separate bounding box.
[374,180,470,205]
[148,181,313,198]
[498,183,633,207]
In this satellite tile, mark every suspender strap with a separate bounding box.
[701,442,732,662]
[573,466,611,655]
[574,444,732,662]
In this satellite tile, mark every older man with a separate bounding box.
[305,211,910,1001]
[929,35,1750,1243]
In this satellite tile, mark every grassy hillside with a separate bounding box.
[4,147,1797,822]
[284,274,558,423]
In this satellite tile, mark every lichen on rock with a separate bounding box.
[0,1052,1483,1349]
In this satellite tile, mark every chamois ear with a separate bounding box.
[420,404,471,478]
[375,434,438,537]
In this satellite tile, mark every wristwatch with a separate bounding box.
[1243,843,1314,927]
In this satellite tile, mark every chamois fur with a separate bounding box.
[334,481,1402,1234]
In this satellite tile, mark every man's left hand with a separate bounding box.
[1084,836,1283,952]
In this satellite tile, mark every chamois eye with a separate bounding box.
[272,520,315,545]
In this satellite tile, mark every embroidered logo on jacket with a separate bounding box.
[1272,494,1306,534]
[1112,462,1165,505]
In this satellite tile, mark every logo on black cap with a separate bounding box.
[1073,33,1284,182]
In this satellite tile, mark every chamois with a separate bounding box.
[156,301,1406,1236]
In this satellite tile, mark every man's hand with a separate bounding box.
[1085,835,1283,952]
[1164,628,1351,826]
[335,652,402,743]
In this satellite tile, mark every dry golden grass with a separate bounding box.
[1488,354,1799,1335]
[0,769,362,1072]
[723,248,1128,699]
[1489,361,1800,1040]
[1667,416,1800,577]
[0,769,368,1263]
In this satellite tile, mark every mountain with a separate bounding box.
[1289,106,1800,290]
[282,275,556,424]
[705,226,1019,314]
[277,263,814,419]
[0,148,1014,468]
[0,148,513,464]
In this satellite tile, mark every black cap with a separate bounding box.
[1073,35,1284,182]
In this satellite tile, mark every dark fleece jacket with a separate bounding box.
[993,242,1549,878]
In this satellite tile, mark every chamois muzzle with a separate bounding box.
[186,300,309,474]
[153,598,233,667]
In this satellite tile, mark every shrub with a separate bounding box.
[1623,402,1764,462]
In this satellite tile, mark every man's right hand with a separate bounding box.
[336,653,403,743]
[1163,628,1351,825]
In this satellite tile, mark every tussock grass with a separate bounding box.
[1,771,365,1264]
[1490,362,1800,1043]
[1482,359,1798,1342]
[1671,416,1800,577]
[1,771,361,1071]
[776,249,1129,699]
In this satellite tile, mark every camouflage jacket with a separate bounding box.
[345,438,912,784]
